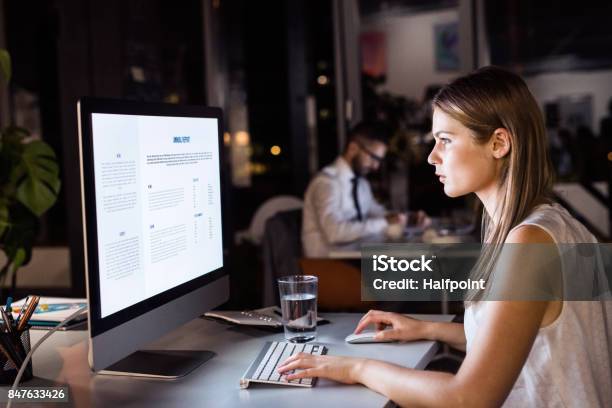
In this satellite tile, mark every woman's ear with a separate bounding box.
[490,128,511,159]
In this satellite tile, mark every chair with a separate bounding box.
[261,209,304,306]
[245,196,303,245]
[299,259,377,312]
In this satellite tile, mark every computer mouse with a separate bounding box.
[344,331,395,344]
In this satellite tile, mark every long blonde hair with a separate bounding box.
[432,66,555,297]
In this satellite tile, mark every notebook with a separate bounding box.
[11,297,87,329]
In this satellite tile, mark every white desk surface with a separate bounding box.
[24,313,454,408]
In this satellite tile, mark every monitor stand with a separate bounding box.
[99,350,215,379]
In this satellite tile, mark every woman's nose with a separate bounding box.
[427,147,440,166]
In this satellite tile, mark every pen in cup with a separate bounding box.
[17,296,40,332]
[0,333,24,369]
[5,296,12,313]
[14,296,29,327]
[0,341,18,368]
[0,309,13,334]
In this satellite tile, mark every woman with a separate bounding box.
[278,66,612,407]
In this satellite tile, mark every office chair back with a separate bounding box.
[261,209,303,306]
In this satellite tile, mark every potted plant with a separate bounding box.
[0,49,61,298]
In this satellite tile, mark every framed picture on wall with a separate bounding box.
[434,22,459,71]
[360,31,387,78]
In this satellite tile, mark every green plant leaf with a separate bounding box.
[16,140,61,216]
[2,127,29,189]
[3,126,29,145]
[10,247,26,274]
[0,204,8,237]
[2,204,37,268]
[0,49,10,83]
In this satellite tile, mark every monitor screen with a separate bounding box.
[90,113,223,318]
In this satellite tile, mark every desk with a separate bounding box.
[24,313,454,408]
[327,233,476,259]
[327,234,389,259]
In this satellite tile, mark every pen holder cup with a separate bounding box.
[0,328,33,385]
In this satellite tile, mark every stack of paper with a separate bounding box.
[11,297,87,329]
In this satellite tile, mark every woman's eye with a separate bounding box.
[440,138,450,145]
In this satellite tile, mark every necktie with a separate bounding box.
[351,177,363,222]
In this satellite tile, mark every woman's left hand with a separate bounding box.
[276,353,366,384]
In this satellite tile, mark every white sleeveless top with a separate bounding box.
[464,203,612,407]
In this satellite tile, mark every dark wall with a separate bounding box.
[222,0,313,231]
[5,0,206,296]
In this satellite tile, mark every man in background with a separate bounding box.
[302,121,409,257]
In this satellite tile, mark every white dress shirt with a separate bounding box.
[302,156,388,257]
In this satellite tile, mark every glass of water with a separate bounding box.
[277,275,318,343]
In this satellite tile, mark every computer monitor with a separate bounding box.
[77,98,229,378]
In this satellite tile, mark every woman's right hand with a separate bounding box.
[353,310,430,342]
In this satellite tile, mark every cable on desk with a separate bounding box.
[7,305,88,408]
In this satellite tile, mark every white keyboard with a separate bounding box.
[240,341,327,388]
